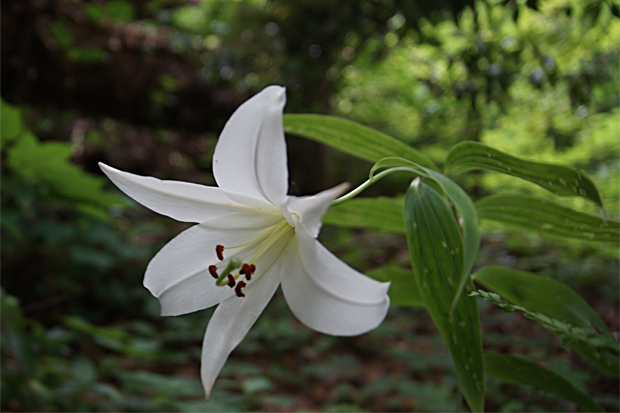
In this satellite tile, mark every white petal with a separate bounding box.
[200,268,281,398]
[212,86,288,208]
[145,211,284,316]
[99,163,243,223]
[219,190,280,214]
[287,183,350,237]
[280,230,390,336]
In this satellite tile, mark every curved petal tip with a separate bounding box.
[262,85,286,101]
[212,85,289,208]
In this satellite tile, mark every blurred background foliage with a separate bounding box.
[1,0,618,411]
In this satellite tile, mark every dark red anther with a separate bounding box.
[215,245,225,261]
[239,263,255,280]
[227,274,236,288]
[235,281,247,298]
[208,265,219,279]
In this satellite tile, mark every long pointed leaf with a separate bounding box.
[282,114,437,170]
[404,179,484,412]
[325,194,618,246]
[484,353,603,412]
[476,194,619,243]
[473,266,619,376]
[371,158,480,309]
[445,141,604,209]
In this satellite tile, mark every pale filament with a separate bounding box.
[211,219,295,296]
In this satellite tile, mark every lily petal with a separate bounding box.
[200,266,281,398]
[145,211,284,316]
[212,86,288,209]
[287,183,350,237]
[99,163,242,223]
[281,230,390,336]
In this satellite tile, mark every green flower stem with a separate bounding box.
[331,167,418,206]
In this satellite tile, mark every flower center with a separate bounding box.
[208,219,294,297]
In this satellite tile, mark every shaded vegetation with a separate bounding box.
[2,0,618,411]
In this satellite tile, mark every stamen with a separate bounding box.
[215,245,225,261]
[208,265,219,279]
[240,263,256,280]
[235,281,247,297]
[212,220,294,288]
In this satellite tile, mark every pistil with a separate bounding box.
[215,258,242,287]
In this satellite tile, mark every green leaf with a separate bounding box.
[372,157,480,309]
[1,290,36,377]
[366,265,423,307]
[241,376,274,394]
[323,194,619,246]
[72,355,98,383]
[473,266,619,376]
[74,203,113,222]
[323,197,405,233]
[49,21,74,48]
[8,131,72,174]
[404,179,484,412]
[84,0,136,23]
[118,370,203,398]
[283,114,437,170]
[67,47,105,63]
[476,194,619,243]
[7,131,125,216]
[63,316,130,341]
[1,100,23,148]
[484,353,603,412]
[445,141,604,209]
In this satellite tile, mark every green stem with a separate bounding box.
[331,167,419,206]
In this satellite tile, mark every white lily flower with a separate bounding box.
[99,86,390,398]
